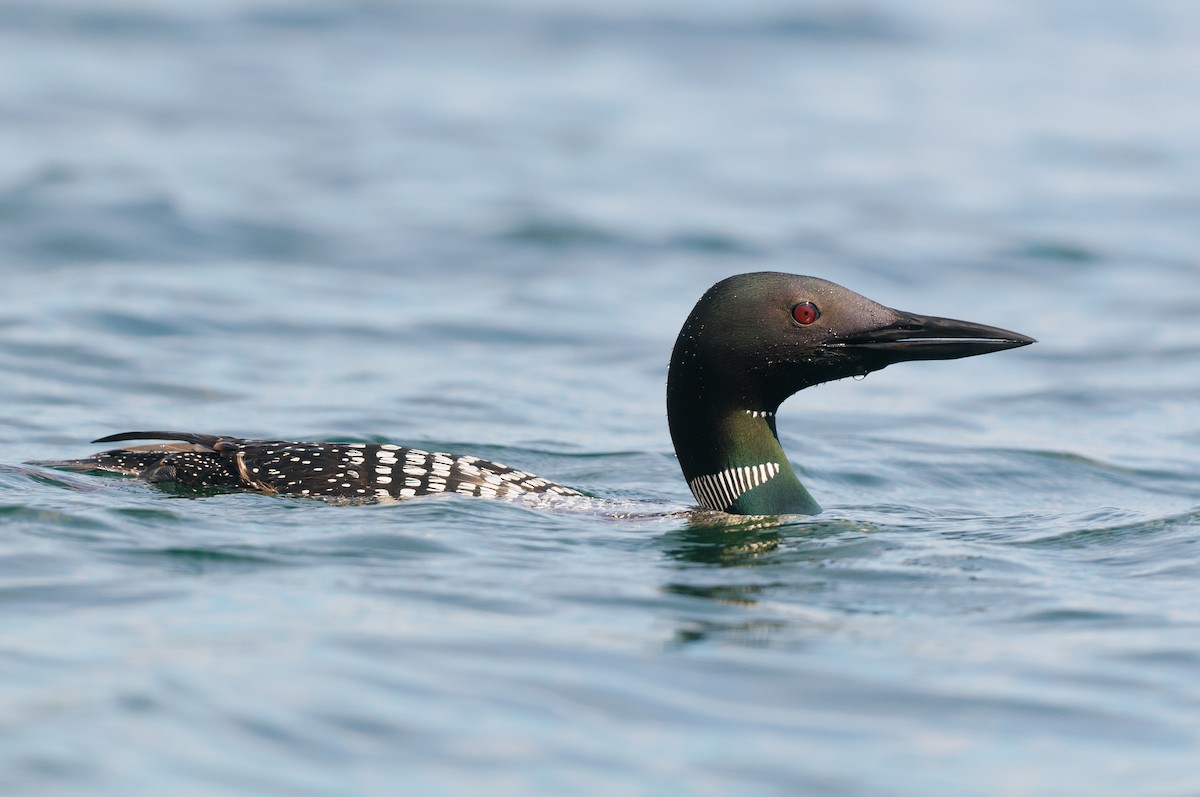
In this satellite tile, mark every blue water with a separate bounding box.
[3,1,1200,795]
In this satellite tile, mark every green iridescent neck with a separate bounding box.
[666,391,821,516]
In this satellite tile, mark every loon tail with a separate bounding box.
[91,430,226,449]
[32,431,231,477]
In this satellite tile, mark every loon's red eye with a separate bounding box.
[791,302,820,325]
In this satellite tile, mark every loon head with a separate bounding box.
[670,272,1036,407]
[667,272,1036,516]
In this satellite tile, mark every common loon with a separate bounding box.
[44,273,1034,515]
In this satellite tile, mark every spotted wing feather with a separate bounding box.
[44,432,583,503]
[229,441,584,501]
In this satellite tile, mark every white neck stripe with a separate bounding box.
[687,462,782,511]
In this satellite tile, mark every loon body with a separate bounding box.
[69,431,583,502]
[44,273,1034,515]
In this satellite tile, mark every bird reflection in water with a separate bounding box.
[658,515,875,648]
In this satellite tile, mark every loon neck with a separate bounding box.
[667,395,821,516]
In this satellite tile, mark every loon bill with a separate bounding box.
[41,273,1035,515]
